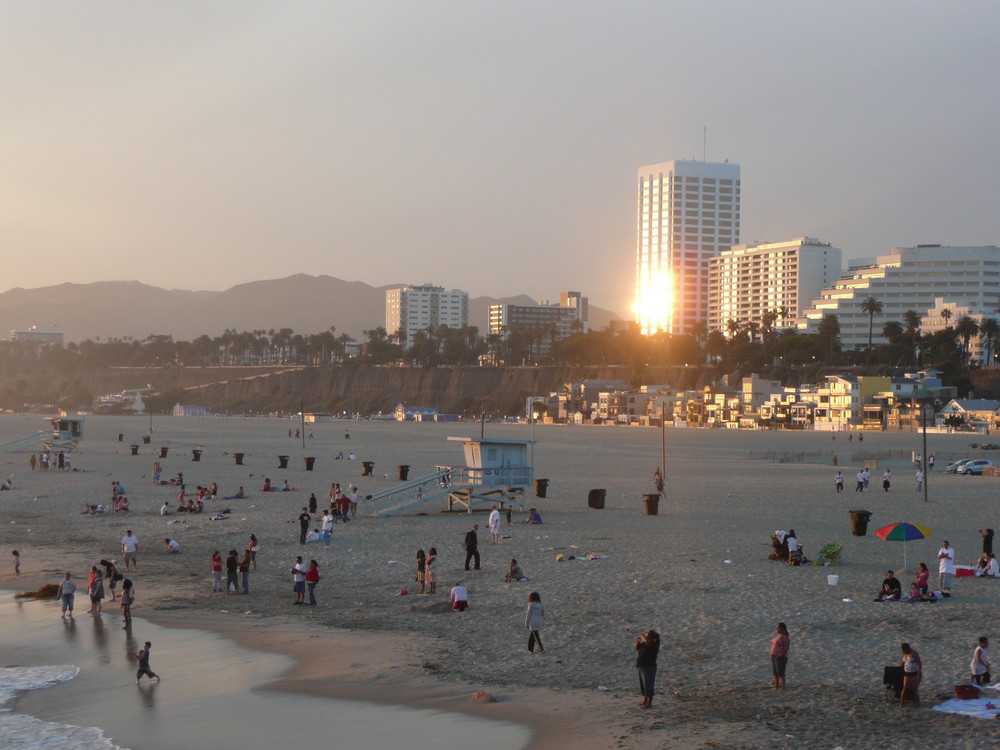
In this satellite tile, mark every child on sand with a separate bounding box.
[134,641,159,684]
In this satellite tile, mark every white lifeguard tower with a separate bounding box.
[45,415,84,450]
[365,435,534,517]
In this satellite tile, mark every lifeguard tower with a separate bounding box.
[44,415,84,451]
[365,436,534,517]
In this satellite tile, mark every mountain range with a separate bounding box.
[0,275,623,343]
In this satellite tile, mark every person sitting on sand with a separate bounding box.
[915,563,930,595]
[304,528,321,543]
[505,558,525,582]
[523,508,542,524]
[0,477,12,491]
[160,502,170,516]
[261,478,272,492]
[163,538,181,554]
[876,570,902,601]
[224,487,245,500]
[905,582,922,600]
[976,553,1000,578]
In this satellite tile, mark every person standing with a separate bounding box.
[635,630,660,708]
[770,622,790,689]
[972,637,991,686]
[121,530,139,571]
[120,579,134,628]
[211,551,223,592]
[305,559,320,605]
[464,524,481,571]
[321,510,333,548]
[56,572,76,619]
[915,469,924,492]
[416,549,426,594]
[938,541,956,596]
[525,592,545,653]
[349,486,359,517]
[834,471,844,493]
[899,642,922,707]
[225,550,239,593]
[12,550,20,576]
[928,454,936,470]
[882,469,892,492]
[100,559,122,602]
[855,469,865,492]
[291,556,307,604]
[981,528,994,557]
[29,455,36,472]
[308,493,318,515]
[88,568,105,616]
[425,547,438,594]
[247,534,259,571]
[862,468,870,491]
[134,642,160,684]
[239,550,252,594]
[298,508,311,544]
[488,506,501,544]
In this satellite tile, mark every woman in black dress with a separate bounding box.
[635,629,660,708]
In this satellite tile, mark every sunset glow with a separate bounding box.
[633,270,673,335]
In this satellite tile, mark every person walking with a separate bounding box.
[525,592,545,653]
[134,642,160,684]
[211,551,223,592]
[834,471,844,493]
[770,622,790,689]
[305,559,320,605]
[855,469,865,492]
[464,524,481,571]
[120,579,134,628]
[225,550,239,593]
[56,572,76,619]
[915,469,924,492]
[290,556,307,604]
[635,630,660,708]
[899,642,922,707]
[298,508,311,544]
[882,469,892,492]
[972,637,991,686]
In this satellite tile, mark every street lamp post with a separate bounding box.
[921,404,930,503]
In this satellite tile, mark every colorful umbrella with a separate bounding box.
[875,522,933,569]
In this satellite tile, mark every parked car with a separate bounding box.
[945,459,975,474]
[957,459,994,476]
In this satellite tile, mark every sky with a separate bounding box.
[2,1,999,317]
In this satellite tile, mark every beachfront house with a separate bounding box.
[172,403,208,417]
[936,399,1000,430]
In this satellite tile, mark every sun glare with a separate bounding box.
[633,270,673,335]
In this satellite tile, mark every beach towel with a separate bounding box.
[932,697,1000,719]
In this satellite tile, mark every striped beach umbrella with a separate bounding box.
[875,522,933,569]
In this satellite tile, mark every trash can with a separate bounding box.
[118,433,124,442]
[849,510,873,536]
[277,455,289,469]
[588,488,606,509]
[142,435,151,444]
[129,444,139,456]
[233,452,244,465]
[397,465,410,481]
[643,493,660,515]
[304,457,316,471]
[192,449,202,462]
[158,446,169,458]
[362,461,375,477]
[535,478,549,498]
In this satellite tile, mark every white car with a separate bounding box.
[957,459,994,476]
[945,458,975,474]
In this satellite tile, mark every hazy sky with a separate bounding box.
[3,2,998,316]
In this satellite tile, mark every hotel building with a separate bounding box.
[488,291,589,357]
[385,284,468,350]
[708,237,841,333]
[798,245,1000,349]
[635,159,741,335]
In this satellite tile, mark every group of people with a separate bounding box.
[214,540,256,594]
[769,529,804,565]
[28,450,71,471]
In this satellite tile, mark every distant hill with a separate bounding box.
[0,275,623,343]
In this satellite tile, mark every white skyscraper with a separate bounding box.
[385,284,469,349]
[635,159,741,335]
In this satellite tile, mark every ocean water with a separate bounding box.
[0,665,122,749]
[0,592,529,750]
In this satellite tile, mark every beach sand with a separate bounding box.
[3,414,1000,748]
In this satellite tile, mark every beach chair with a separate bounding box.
[817,543,843,566]
[883,666,903,702]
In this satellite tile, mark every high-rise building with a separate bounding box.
[635,159,741,336]
[488,291,589,358]
[708,237,841,333]
[798,245,1000,349]
[10,325,64,346]
[385,284,468,350]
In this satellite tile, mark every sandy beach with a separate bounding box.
[3,414,1000,749]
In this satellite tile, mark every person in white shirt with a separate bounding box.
[938,541,956,596]
[971,637,991,685]
[321,510,334,547]
[488,506,501,544]
[160,502,170,516]
[882,470,892,492]
[450,582,469,611]
[855,471,865,492]
[163,538,180,553]
[349,486,359,517]
[915,470,924,492]
[290,555,307,604]
[834,472,844,493]
[121,531,139,570]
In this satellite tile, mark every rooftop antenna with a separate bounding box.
[703,126,707,161]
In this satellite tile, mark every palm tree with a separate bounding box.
[955,315,980,363]
[980,318,1000,366]
[817,314,841,362]
[882,320,904,342]
[725,319,741,340]
[940,307,953,328]
[777,306,791,330]
[860,296,884,350]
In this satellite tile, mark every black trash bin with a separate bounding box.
[304,457,316,471]
[233,452,244,465]
[192,449,202,462]
[643,493,660,515]
[118,433,124,442]
[129,444,139,456]
[362,461,375,477]
[588,488,606,509]
[850,510,873,536]
[397,465,410,481]
[142,435,151,444]
[535,478,549,498]
[158,446,169,458]
[277,455,289,469]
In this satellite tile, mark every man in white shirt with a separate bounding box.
[160,502,170,516]
[290,555,307,604]
[321,510,334,547]
[938,540,956,596]
[122,531,139,570]
[450,582,468,611]
[488,505,501,544]
[855,471,865,492]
